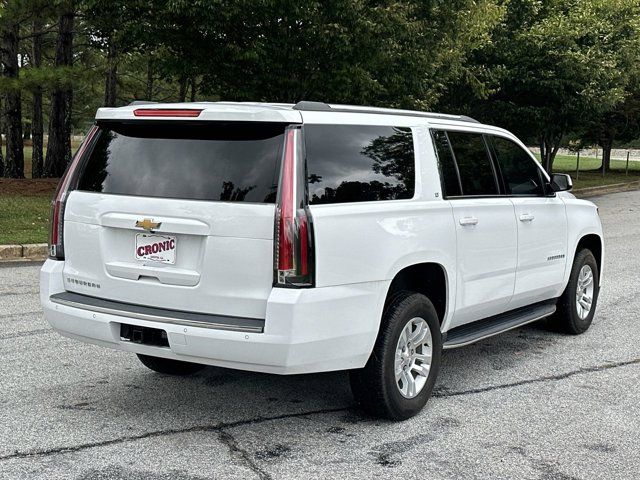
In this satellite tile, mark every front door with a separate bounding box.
[510,197,568,305]
[488,134,568,308]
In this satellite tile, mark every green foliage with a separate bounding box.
[1,0,640,177]
[474,0,640,170]
[164,0,505,109]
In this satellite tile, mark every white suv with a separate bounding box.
[40,101,603,419]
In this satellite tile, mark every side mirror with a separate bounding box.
[550,173,573,192]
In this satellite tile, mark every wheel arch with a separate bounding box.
[575,233,603,280]
[383,261,450,328]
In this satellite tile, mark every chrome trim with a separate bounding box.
[442,308,555,350]
[50,292,264,334]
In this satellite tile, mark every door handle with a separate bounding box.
[519,213,535,222]
[459,217,478,226]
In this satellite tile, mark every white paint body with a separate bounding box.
[40,102,604,374]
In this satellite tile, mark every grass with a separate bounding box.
[0,147,639,246]
[0,194,51,245]
[539,154,640,190]
[0,142,81,245]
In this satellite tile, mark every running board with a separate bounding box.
[442,301,556,349]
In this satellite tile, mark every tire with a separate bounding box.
[548,248,599,335]
[349,291,442,420]
[137,354,206,375]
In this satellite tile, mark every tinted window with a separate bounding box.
[77,122,284,202]
[305,125,415,204]
[447,132,498,196]
[431,130,462,197]
[491,136,544,195]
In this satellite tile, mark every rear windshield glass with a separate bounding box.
[77,122,285,203]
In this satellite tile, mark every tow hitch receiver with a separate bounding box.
[120,324,169,347]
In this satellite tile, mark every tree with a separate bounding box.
[83,0,148,107]
[0,96,3,177]
[147,0,223,103]
[475,0,640,173]
[167,0,502,109]
[43,1,74,177]
[0,3,24,178]
[581,77,640,172]
[30,13,44,177]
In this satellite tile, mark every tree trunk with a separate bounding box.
[1,21,24,178]
[0,97,4,177]
[44,5,74,178]
[538,137,547,171]
[178,75,187,102]
[145,55,154,100]
[31,17,44,179]
[539,132,562,174]
[103,38,117,107]
[600,140,613,173]
[190,77,196,102]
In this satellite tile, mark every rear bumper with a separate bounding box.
[40,260,388,374]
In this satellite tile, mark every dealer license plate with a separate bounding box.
[135,233,176,264]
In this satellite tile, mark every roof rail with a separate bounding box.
[292,101,479,123]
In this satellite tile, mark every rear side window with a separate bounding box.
[304,125,415,205]
[447,131,498,196]
[490,136,544,196]
[431,130,462,197]
[77,122,285,203]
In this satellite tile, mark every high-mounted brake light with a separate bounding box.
[133,108,202,117]
[49,126,98,260]
[274,127,315,287]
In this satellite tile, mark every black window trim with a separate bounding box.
[70,122,102,192]
[430,129,463,198]
[302,123,419,206]
[431,128,556,200]
[483,134,508,195]
[430,128,503,199]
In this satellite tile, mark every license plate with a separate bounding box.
[135,233,176,264]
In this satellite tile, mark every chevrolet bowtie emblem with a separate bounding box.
[135,218,161,231]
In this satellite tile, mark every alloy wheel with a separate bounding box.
[576,265,595,320]
[394,317,433,398]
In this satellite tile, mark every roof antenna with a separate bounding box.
[292,101,332,111]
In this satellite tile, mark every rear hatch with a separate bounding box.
[62,118,291,319]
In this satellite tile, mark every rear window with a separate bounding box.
[446,131,498,196]
[77,122,285,203]
[304,124,415,205]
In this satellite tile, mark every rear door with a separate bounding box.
[63,120,288,319]
[432,130,517,327]
[488,134,568,306]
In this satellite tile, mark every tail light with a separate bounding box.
[274,126,315,287]
[49,126,98,260]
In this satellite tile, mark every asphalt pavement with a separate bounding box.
[1,191,639,479]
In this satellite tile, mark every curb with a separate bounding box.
[0,243,48,262]
[574,180,640,198]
